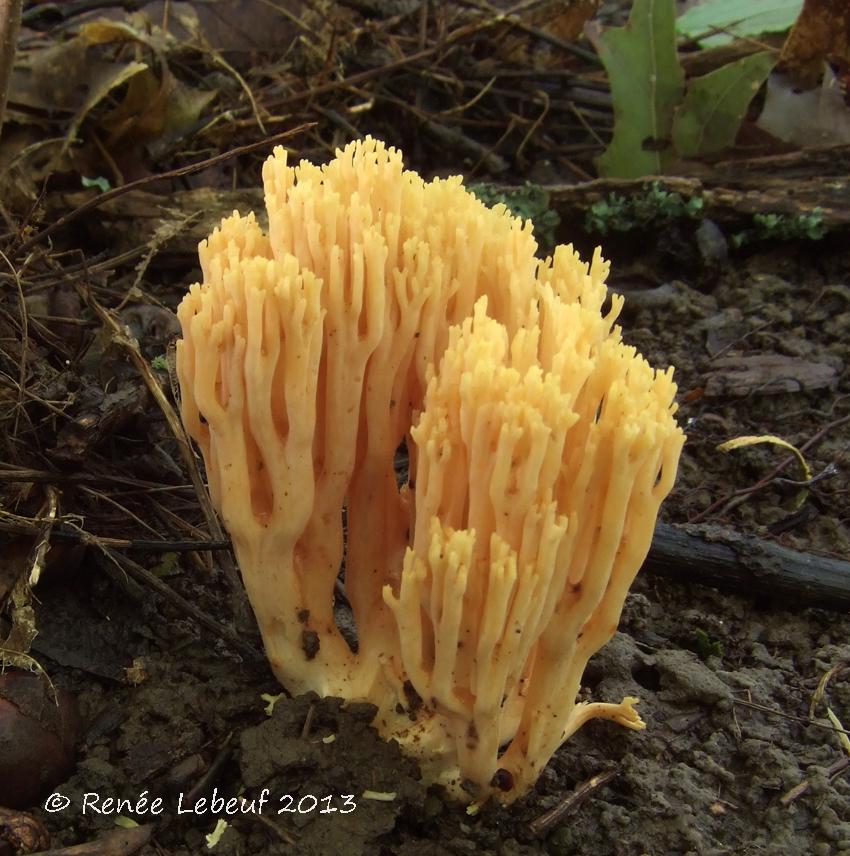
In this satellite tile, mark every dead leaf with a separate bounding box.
[62,60,149,156]
[100,65,216,150]
[704,353,842,397]
[77,16,216,151]
[779,0,850,88]
[10,14,217,172]
[757,67,850,145]
[9,27,153,139]
[526,0,601,43]
[145,0,321,53]
[10,38,94,113]
[80,18,171,54]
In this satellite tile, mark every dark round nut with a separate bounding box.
[0,672,80,809]
[0,807,50,854]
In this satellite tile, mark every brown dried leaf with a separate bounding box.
[779,0,850,88]
[62,60,149,156]
[704,353,842,397]
[80,17,170,53]
[100,65,217,150]
[153,0,322,53]
[10,38,95,112]
[526,0,601,42]
[493,0,601,67]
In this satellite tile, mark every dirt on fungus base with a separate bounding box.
[28,245,850,856]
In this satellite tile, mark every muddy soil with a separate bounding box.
[17,239,850,856]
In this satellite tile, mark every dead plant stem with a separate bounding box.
[78,286,249,622]
[0,0,22,139]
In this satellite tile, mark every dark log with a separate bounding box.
[542,146,850,232]
[546,169,850,232]
[645,522,850,612]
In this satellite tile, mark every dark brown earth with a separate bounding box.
[13,231,848,856]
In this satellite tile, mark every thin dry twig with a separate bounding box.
[207,46,268,135]
[76,284,249,618]
[79,484,164,540]
[0,248,28,436]
[99,544,263,664]
[0,0,22,138]
[527,767,620,837]
[733,697,850,740]
[239,806,299,847]
[0,511,230,552]
[27,484,58,586]
[26,823,155,856]
[779,756,850,807]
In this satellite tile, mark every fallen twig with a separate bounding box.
[733,697,850,740]
[544,150,850,232]
[646,521,850,612]
[5,500,850,612]
[99,545,264,665]
[779,756,850,806]
[0,513,230,551]
[28,824,154,856]
[77,284,250,622]
[527,767,620,838]
[0,0,22,138]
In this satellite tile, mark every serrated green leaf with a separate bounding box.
[678,0,802,47]
[673,51,776,157]
[596,0,685,178]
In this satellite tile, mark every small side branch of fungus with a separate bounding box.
[176,138,685,802]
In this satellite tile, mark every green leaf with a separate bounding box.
[81,175,111,193]
[672,51,776,157]
[151,551,180,578]
[596,0,685,178]
[677,0,802,47]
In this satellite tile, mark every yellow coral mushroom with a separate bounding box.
[176,137,685,803]
[383,290,683,797]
